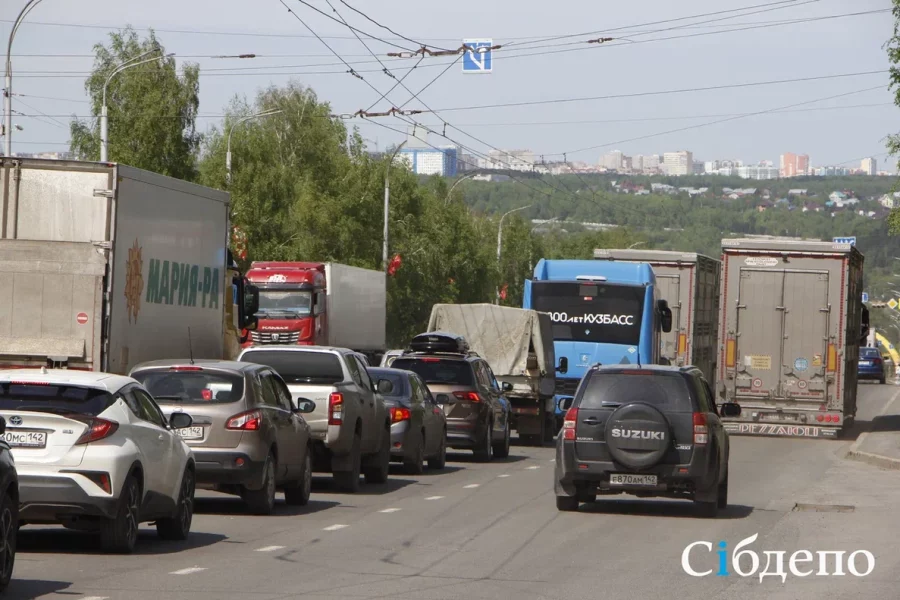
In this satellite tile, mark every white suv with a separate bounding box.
[0,369,196,553]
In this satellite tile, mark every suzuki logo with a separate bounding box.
[8,416,22,426]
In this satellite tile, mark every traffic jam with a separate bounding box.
[0,159,875,593]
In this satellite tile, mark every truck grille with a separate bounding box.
[555,379,580,396]
[250,331,300,344]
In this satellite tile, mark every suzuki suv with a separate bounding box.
[391,332,510,462]
[554,364,741,518]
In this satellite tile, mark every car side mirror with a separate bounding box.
[295,398,316,414]
[377,379,394,394]
[558,397,574,412]
[169,412,193,429]
[501,381,513,393]
[720,402,742,417]
[556,356,568,374]
[658,299,673,333]
[435,393,453,404]
[0,416,6,436]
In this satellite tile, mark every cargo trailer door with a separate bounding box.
[654,273,683,365]
[780,270,829,406]
[734,269,786,400]
[0,240,105,370]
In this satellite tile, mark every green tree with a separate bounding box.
[69,27,200,180]
[888,0,900,234]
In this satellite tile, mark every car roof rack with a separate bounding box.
[406,331,471,356]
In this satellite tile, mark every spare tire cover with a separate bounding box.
[605,402,672,469]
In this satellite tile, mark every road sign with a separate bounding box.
[889,299,898,310]
[462,39,493,73]
[833,236,856,246]
[862,292,869,303]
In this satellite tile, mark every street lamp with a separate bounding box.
[444,171,479,204]
[101,49,172,162]
[5,0,45,157]
[628,241,647,249]
[225,109,282,185]
[383,140,407,272]
[496,204,532,304]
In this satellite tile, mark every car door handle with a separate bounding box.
[582,417,601,425]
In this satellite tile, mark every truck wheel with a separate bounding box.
[427,430,447,470]
[363,427,391,484]
[333,434,362,493]
[493,419,510,459]
[403,430,425,475]
[473,421,493,463]
[243,453,277,515]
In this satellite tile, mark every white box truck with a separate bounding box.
[0,157,258,373]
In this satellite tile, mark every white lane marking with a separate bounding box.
[379,508,401,513]
[255,545,285,552]
[498,474,510,478]
[170,567,207,575]
[464,483,480,488]
[527,465,540,470]
[425,495,444,500]
[79,597,110,600]
[323,524,348,531]
[549,459,556,462]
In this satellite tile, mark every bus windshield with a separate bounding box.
[531,281,645,346]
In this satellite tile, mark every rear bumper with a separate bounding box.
[19,473,119,522]
[192,450,266,486]
[389,421,411,458]
[857,368,885,380]
[446,420,484,448]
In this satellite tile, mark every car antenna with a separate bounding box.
[188,327,195,365]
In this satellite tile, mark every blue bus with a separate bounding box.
[523,259,673,427]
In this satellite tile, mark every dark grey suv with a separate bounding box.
[554,364,741,518]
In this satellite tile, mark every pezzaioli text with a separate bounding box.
[681,534,875,583]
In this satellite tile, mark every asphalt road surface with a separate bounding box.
[10,384,900,600]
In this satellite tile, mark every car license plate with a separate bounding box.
[860,361,870,366]
[177,426,204,440]
[609,473,657,486]
[4,430,47,448]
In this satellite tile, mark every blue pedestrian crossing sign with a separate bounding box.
[462,39,493,73]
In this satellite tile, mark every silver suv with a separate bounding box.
[130,359,315,515]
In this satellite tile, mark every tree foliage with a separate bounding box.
[69,27,200,180]
[886,0,900,233]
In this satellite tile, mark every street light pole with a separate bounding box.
[383,140,406,272]
[496,204,532,304]
[443,171,479,204]
[101,50,171,162]
[5,0,45,157]
[225,109,282,185]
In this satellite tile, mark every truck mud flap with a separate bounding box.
[723,422,839,439]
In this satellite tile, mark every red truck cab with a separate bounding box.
[242,262,327,347]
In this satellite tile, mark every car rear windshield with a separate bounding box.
[132,370,245,404]
[860,348,881,358]
[577,371,693,412]
[240,351,344,384]
[390,358,475,386]
[0,382,116,416]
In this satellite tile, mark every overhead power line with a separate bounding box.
[337,0,453,52]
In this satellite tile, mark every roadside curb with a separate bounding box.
[844,388,900,470]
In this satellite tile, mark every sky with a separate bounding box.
[2,0,898,167]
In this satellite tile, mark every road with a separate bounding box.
[9,384,900,600]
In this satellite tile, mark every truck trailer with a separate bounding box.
[245,261,386,359]
[427,303,556,445]
[0,157,258,373]
[715,237,868,439]
[593,249,720,383]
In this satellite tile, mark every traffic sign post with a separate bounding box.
[833,236,856,246]
[462,39,493,73]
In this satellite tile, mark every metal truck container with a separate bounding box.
[325,263,386,354]
[427,303,556,445]
[0,157,255,374]
[593,249,720,383]
[716,237,867,439]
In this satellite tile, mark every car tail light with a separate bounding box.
[226,409,261,431]
[693,413,708,445]
[74,418,119,445]
[562,407,578,441]
[453,391,481,403]
[391,407,411,423]
[328,392,343,425]
[170,366,202,372]
[421,358,441,363]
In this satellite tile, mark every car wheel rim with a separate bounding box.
[0,506,13,581]
[180,472,194,531]
[125,482,139,546]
